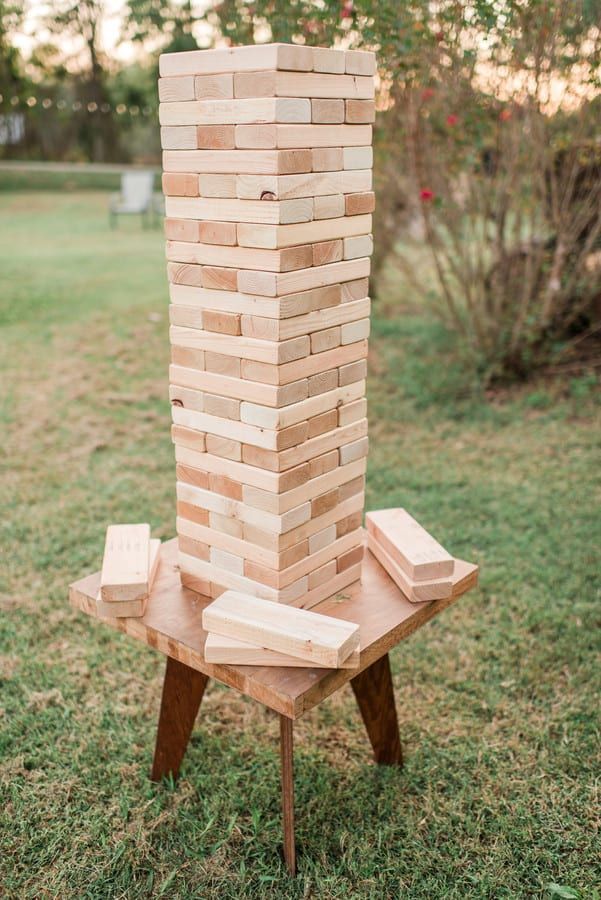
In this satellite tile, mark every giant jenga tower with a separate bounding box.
[159,43,375,609]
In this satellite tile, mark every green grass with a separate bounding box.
[0,191,600,899]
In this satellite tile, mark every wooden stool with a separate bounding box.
[70,539,477,875]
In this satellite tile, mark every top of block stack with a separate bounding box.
[159,43,376,78]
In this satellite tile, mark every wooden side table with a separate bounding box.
[70,539,477,875]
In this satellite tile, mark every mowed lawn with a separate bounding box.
[0,191,599,899]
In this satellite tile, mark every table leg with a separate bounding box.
[279,715,296,876]
[151,656,209,782]
[350,653,403,766]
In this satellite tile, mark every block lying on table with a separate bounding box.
[366,533,454,603]
[100,523,150,603]
[96,539,161,618]
[202,589,360,667]
[204,631,360,668]
[365,508,454,580]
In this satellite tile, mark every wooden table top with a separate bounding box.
[70,537,478,718]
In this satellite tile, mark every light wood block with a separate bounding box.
[237,214,372,249]
[159,76,195,102]
[95,539,162,618]
[345,50,376,76]
[202,590,360,667]
[233,71,374,100]
[159,44,314,78]
[338,397,367,427]
[365,509,455,581]
[159,97,311,127]
[312,47,346,74]
[165,196,313,225]
[345,99,376,123]
[341,317,370,344]
[194,73,234,99]
[343,146,373,169]
[345,192,375,216]
[196,124,235,150]
[234,123,372,149]
[100,524,150,604]
[170,365,309,408]
[204,632,360,668]
[242,338,368,387]
[161,126,198,150]
[236,171,344,200]
[198,173,237,197]
[312,148,343,171]
[338,435,369,465]
[170,326,309,364]
[167,244,313,274]
[311,99,345,123]
[165,218,200,242]
[366,534,455,603]
[240,379,365,430]
[341,277,370,303]
[163,149,313,175]
[313,194,345,220]
[343,234,373,259]
[162,173,199,197]
[237,258,370,298]
[242,458,366,516]
[240,297,369,341]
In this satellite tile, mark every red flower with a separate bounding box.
[446,114,458,126]
[341,0,354,18]
[420,189,434,202]
[435,31,444,42]
[499,108,512,121]
[421,87,435,101]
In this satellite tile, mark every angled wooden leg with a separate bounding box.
[151,656,209,782]
[350,653,403,766]
[279,715,296,876]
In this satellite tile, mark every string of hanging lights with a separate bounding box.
[0,94,154,116]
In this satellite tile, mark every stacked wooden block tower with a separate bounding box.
[159,42,375,609]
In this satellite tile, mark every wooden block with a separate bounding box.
[165,196,313,225]
[199,173,237,197]
[339,435,368,465]
[197,221,237,245]
[308,449,338,478]
[162,173,199,197]
[241,457,365,516]
[161,43,314,77]
[177,500,209,527]
[338,397,367,427]
[343,234,373,260]
[240,380,364,430]
[234,124,278,149]
[159,97,312,127]
[237,213,371,250]
[345,99,376,123]
[236,171,344,201]
[337,543,364,572]
[173,405,307,452]
[160,126,198,150]
[169,382,204,411]
[240,297,368,342]
[308,369,338,396]
[194,73,234,99]
[209,511,244,538]
[202,310,241,335]
[100,524,150,604]
[209,472,243,500]
[178,480,312,535]
[311,488,339,518]
[345,192,375,216]
[366,534,454,603]
[307,408,338,438]
[339,358,367,386]
[312,147,343,171]
[241,338,367,388]
[336,510,362,538]
[159,76,195,102]
[312,238,343,266]
[171,423,206,452]
[95,539,162,618]
[310,326,341,354]
[165,218,200,242]
[197,124,235,149]
[167,242,312,274]
[312,47,346,74]
[313,194,345,220]
[163,149,313,175]
[343,146,373,170]
[210,546,245,576]
[202,590,360,667]
[312,98,344,123]
[307,559,337,591]
[234,70,374,99]
[171,365,309,409]
[176,460,210,489]
[203,392,240,420]
[341,169,373,193]
[233,123,372,149]
[205,434,242,460]
[243,418,367,474]
[204,632,360,668]
[345,50,376,76]
[172,326,310,365]
[365,508,455,581]
[201,267,239,292]
[205,351,241,377]
[237,259,370,299]
[170,282,325,319]
[341,277,369,303]
[308,524,336,554]
[179,534,210,561]
[341,317,370,344]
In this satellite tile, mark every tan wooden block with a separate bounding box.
[237,214,371,250]
[237,258,370,298]
[312,47,346,74]
[201,267,239,292]
[194,73,234,99]
[345,191,375,216]
[236,171,344,201]
[341,277,370,303]
[208,472,243,501]
[308,369,338,396]
[310,326,341,354]
[343,146,373,170]
[209,511,244,539]
[165,196,313,225]
[210,547,245,576]
[308,524,336,555]
[339,434,369,465]
[171,423,206,453]
[275,422,310,451]
[308,449,339,479]
[365,508,455,581]
[197,124,235,149]
[307,408,338,438]
[159,75,196,102]
[338,358,367,386]
[234,124,275,149]
[167,241,312,274]
[163,149,313,176]
[177,500,209,527]
[312,239,343,266]
[176,463,209,490]
[345,50,376,76]
[171,365,308,409]
[233,70,276,99]
[312,98,344,123]
[311,488,339,518]
[173,405,302,453]
[234,70,374,99]
[203,632,359,668]
[201,589,359,667]
[162,173,199,197]
[197,221,237,245]
[341,317,370,345]
[243,559,280,589]
[205,434,242,461]
[240,295,366,343]
[344,234,373,260]
[168,262,203,287]
[202,310,242,336]
[336,510,362,538]
[338,474,365,503]
[199,173,237,197]
[203,393,240,420]
[177,446,293,496]
[170,382,204,410]
[172,345,205,369]
[297,560,362,610]
[337,543,364,572]
[338,397,367,427]
[169,283,310,319]
[179,570,212,597]
[313,194,345,220]
[165,218,200,242]
[366,534,454,603]
[345,99,376,123]
[308,559,337,591]
[172,327,310,364]
[160,126,198,150]
[241,338,367,387]
[341,169,373,193]
[312,147,343,171]
[159,97,312,127]
[178,534,210,561]
[205,351,241,378]
[253,124,372,149]
[178,480,312,535]
[95,538,162,619]
[100,524,150,604]
[241,457,365,516]
[159,44,313,78]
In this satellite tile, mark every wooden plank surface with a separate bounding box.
[204,632,360,668]
[100,523,150,603]
[366,508,454,580]
[70,537,479,718]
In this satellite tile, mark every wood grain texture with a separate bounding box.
[350,654,403,765]
[280,715,296,876]
[150,655,208,781]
